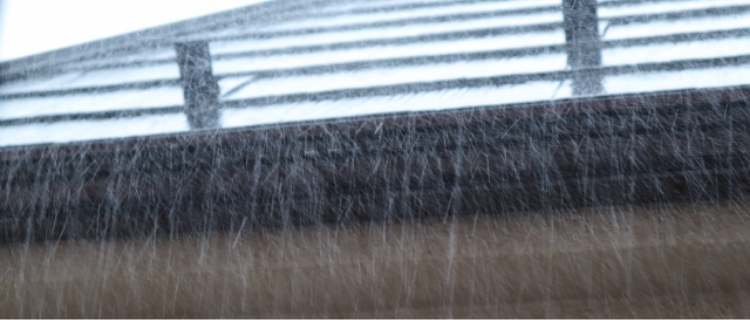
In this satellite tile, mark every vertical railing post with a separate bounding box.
[175,41,220,130]
[562,0,603,96]
[0,0,4,86]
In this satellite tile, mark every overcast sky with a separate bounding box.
[0,0,269,61]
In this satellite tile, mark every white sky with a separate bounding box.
[0,0,270,61]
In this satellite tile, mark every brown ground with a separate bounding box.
[2,201,750,318]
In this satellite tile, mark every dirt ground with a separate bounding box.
[2,201,750,318]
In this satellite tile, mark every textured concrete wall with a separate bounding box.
[2,201,750,318]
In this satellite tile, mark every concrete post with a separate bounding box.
[175,41,220,130]
[562,0,603,96]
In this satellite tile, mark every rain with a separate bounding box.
[1,0,750,317]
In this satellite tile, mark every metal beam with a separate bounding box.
[563,0,603,95]
[175,41,220,130]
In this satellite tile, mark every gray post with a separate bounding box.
[175,41,220,130]
[562,0,603,96]
[0,0,4,75]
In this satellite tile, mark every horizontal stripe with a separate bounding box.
[266,0,561,31]
[0,114,189,148]
[604,9,750,39]
[221,81,570,128]
[213,30,563,74]
[0,87,184,120]
[224,54,567,100]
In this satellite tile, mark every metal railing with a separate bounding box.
[1,1,748,132]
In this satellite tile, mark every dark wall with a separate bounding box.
[2,86,750,244]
